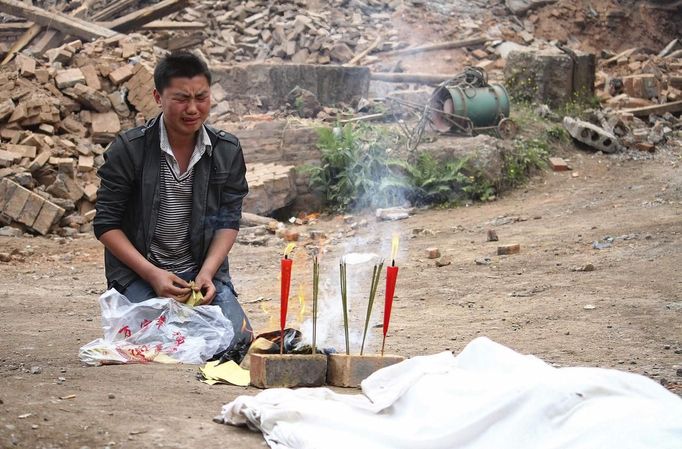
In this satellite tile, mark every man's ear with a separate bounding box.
[153,89,161,105]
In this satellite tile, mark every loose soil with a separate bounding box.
[1,141,681,448]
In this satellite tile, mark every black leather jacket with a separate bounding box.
[93,116,248,291]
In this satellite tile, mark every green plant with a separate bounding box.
[301,124,405,211]
[555,94,600,120]
[463,175,496,202]
[545,125,569,142]
[392,153,468,205]
[503,138,549,189]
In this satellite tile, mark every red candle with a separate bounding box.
[280,256,293,354]
[382,264,399,355]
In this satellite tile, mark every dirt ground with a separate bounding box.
[1,0,681,447]
[1,137,681,448]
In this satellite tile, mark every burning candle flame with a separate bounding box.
[283,242,296,258]
[390,233,400,263]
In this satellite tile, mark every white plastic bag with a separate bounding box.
[79,288,234,365]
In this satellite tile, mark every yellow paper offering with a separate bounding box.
[199,360,250,387]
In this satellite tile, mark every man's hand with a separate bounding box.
[194,271,216,304]
[147,267,191,301]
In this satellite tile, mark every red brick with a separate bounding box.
[80,64,101,90]
[327,354,405,387]
[55,68,85,89]
[108,64,134,85]
[425,247,441,259]
[249,353,327,388]
[497,244,521,255]
[549,157,570,171]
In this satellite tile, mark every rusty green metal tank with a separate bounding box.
[429,84,510,132]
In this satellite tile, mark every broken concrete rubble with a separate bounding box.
[563,117,620,153]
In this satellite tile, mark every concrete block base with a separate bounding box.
[249,353,327,389]
[327,354,405,388]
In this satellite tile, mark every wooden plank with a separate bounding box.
[91,0,138,21]
[0,22,31,31]
[379,36,488,58]
[348,35,382,66]
[1,22,41,65]
[370,72,457,84]
[108,0,190,33]
[603,47,638,65]
[29,29,63,55]
[0,0,117,40]
[140,20,206,31]
[621,100,682,116]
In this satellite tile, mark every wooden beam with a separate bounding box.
[0,0,117,40]
[622,100,682,116]
[1,22,41,65]
[379,36,488,58]
[108,0,190,33]
[6,19,207,32]
[370,72,457,84]
[91,0,138,21]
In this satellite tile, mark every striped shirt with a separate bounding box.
[148,115,212,273]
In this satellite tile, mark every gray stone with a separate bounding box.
[496,41,529,59]
[287,86,321,118]
[570,51,597,97]
[563,117,620,153]
[329,43,354,63]
[0,226,22,237]
[419,135,509,187]
[12,172,34,189]
[505,48,574,107]
[506,0,557,15]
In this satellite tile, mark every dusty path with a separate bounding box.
[1,146,681,448]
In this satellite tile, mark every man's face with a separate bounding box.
[153,75,211,138]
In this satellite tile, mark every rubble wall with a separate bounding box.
[212,63,370,110]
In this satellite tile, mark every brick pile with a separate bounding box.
[0,33,159,236]
[161,0,402,65]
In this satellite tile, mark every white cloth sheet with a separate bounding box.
[219,337,682,449]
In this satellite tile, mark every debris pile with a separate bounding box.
[570,41,682,153]
[163,0,401,65]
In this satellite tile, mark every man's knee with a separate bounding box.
[122,279,157,303]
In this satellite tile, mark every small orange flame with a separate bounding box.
[391,233,400,262]
[261,302,277,330]
[240,317,254,336]
[283,242,296,258]
[296,283,306,323]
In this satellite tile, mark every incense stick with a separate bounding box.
[340,258,349,355]
[360,260,384,355]
[312,255,319,355]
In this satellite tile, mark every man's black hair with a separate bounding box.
[153,51,212,93]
